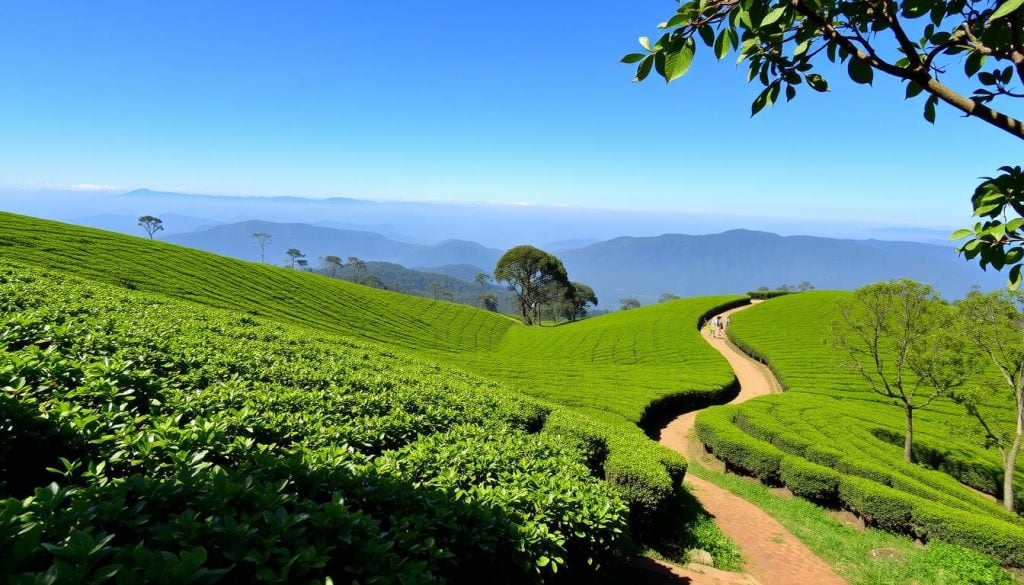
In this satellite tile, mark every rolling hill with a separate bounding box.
[0,211,742,545]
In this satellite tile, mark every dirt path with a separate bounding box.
[643,303,845,585]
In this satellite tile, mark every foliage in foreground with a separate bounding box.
[0,212,748,544]
[627,0,1024,286]
[0,264,628,583]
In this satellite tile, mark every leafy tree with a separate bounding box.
[137,215,164,239]
[627,0,1024,286]
[757,286,771,292]
[620,297,642,311]
[494,245,570,325]
[955,289,1024,512]
[251,232,272,263]
[296,258,309,271]
[658,292,681,303]
[569,282,599,320]
[481,293,500,312]
[778,284,795,292]
[347,256,367,282]
[318,255,344,278]
[286,248,305,269]
[475,272,493,308]
[828,279,971,462]
[799,281,815,291]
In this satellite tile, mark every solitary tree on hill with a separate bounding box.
[828,279,971,463]
[481,293,500,312]
[138,215,164,239]
[620,298,642,311]
[658,292,681,303]
[296,258,309,271]
[627,0,1024,287]
[251,232,272,263]
[494,245,571,325]
[955,289,1024,512]
[286,248,305,269]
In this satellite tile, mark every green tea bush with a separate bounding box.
[0,212,748,543]
[0,265,629,583]
[695,292,1024,566]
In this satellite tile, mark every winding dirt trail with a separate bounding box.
[641,303,845,585]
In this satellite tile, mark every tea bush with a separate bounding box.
[0,265,628,583]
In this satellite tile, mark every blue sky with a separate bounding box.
[0,1,1018,227]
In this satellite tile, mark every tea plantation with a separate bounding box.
[0,263,630,582]
[697,292,1024,566]
[0,212,746,579]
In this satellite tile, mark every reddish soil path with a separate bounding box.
[643,303,845,585]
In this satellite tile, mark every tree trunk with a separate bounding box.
[1004,408,1022,512]
[904,406,914,464]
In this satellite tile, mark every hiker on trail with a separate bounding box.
[723,315,731,337]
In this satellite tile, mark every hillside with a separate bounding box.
[0,212,742,551]
[164,220,1005,303]
[0,262,626,581]
[696,292,1024,566]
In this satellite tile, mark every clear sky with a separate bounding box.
[0,1,1018,227]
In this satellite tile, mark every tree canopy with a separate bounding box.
[137,216,163,240]
[628,0,1024,286]
[494,245,570,325]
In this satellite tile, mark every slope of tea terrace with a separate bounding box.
[696,292,1024,565]
[0,263,626,582]
[0,212,741,538]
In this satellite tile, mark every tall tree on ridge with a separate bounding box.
[251,232,272,264]
[138,216,164,240]
[494,245,570,325]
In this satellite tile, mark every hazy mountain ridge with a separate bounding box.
[559,229,999,302]
[165,221,1002,304]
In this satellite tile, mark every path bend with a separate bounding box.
[649,303,845,585]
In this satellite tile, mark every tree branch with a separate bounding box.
[791,0,1024,140]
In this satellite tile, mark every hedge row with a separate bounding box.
[745,290,797,300]
[697,407,1024,566]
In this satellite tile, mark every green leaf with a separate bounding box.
[634,55,654,82]
[964,52,986,77]
[664,38,697,82]
[714,29,733,59]
[848,58,874,85]
[950,229,974,240]
[621,53,646,64]
[639,36,653,51]
[698,25,716,47]
[905,80,925,99]
[786,84,797,101]
[806,73,829,92]
[1010,264,1023,290]
[991,0,1024,21]
[760,6,788,27]
[924,94,938,123]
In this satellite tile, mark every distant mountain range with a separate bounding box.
[1,186,962,249]
[166,220,502,268]
[165,220,1003,304]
